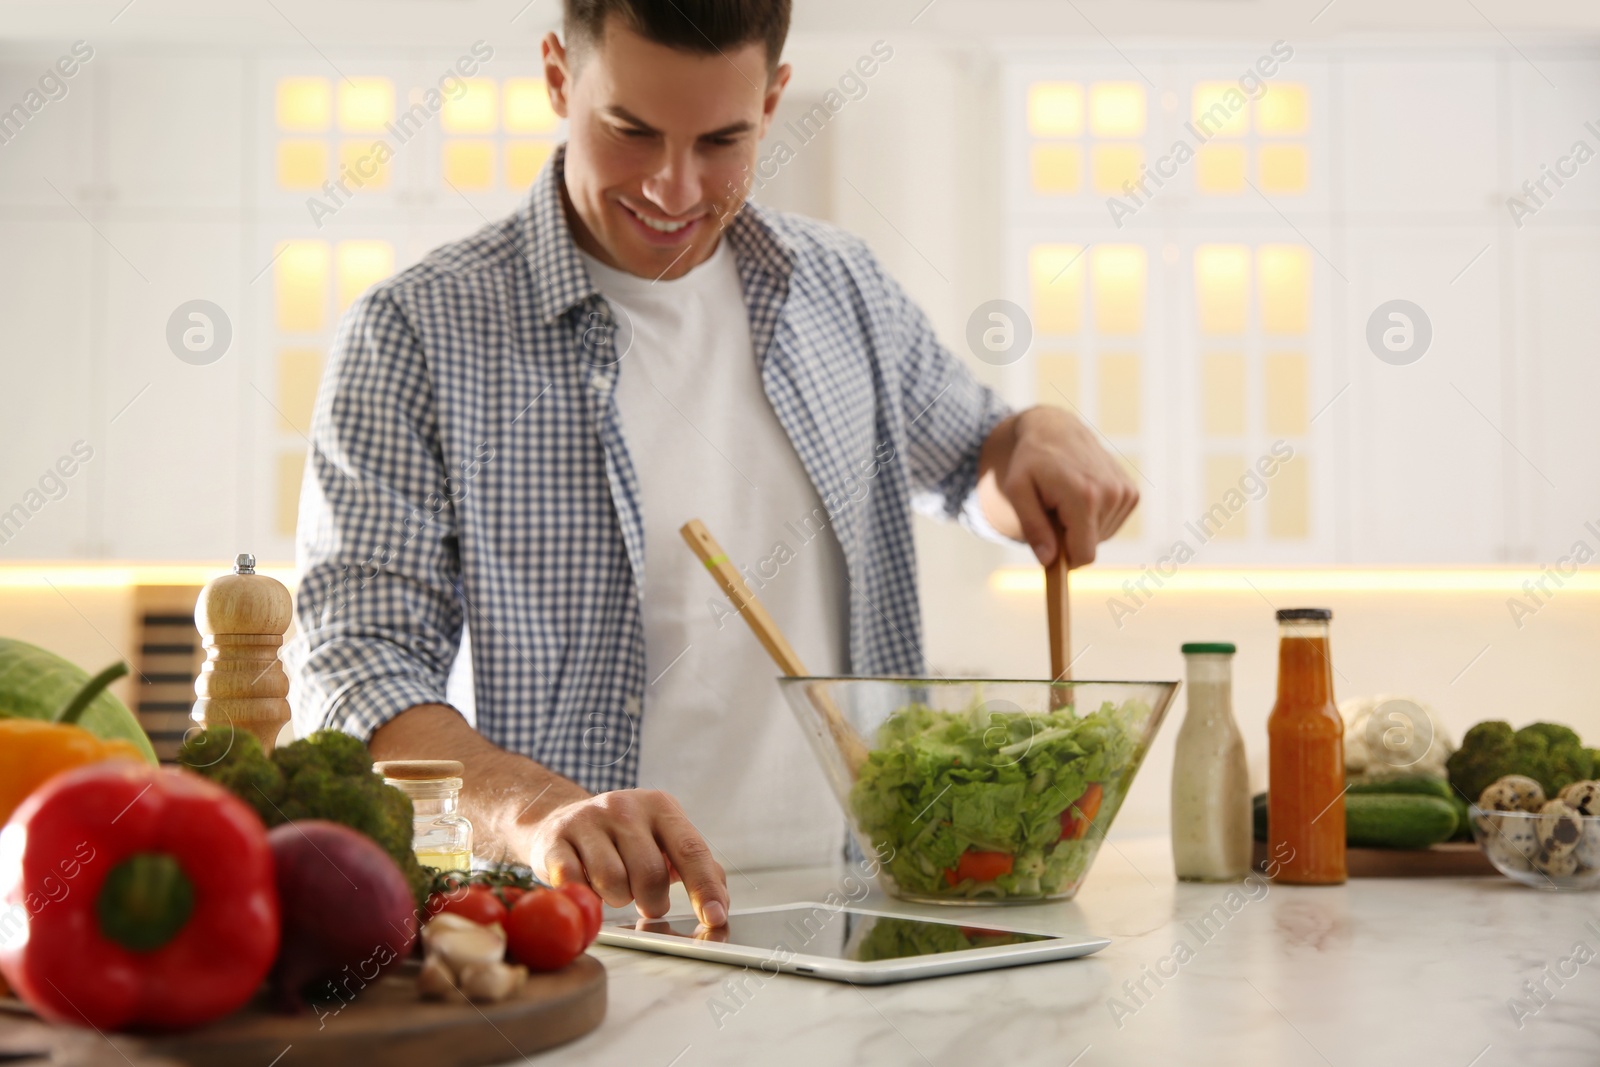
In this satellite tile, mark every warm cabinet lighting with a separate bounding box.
[1030,144,1082,194]
[274,241,330,333]
[1091,144,1143,194]
[338,77,394,133]
[1196,144,1246,193]
[444,141,495,189]
[1203,455,1250,540]
[507,141,555,189]
[335,241,395,312]
[1257,83,1309,135]
[504,78,559,134]
[1029,244,1085,335]
[1098,353,1141,434]
[1089,82,1145,137]
[277,349,322,435]
[1268,453,1310,538]
[443,79,498,134]
[1264,352,1309,435]
[1195,245,1250,335]
[1203,352,1247,436]
[987,568,1600,595]
[1258,245,1310,333]
[1091,245,1146,335]
[1028,82,1084,137]
[1259,143,1309,194]
[275,140,326,189]
[276,77,331,131]
[1192,82,1249,138]
[1036,352,1079,408]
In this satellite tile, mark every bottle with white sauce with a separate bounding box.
[1171,642,1251,882]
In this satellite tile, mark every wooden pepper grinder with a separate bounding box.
[192,552,293,753]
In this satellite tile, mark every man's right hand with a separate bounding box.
[369,705,730,927]
[530,789,729,928]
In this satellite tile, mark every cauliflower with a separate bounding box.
[1340,695,1454,782]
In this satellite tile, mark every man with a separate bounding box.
[287,0,1137,931]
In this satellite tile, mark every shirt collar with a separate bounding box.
[520,143,797,326]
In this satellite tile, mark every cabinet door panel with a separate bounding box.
[1344,227,1504,562]
[0,222,94,557]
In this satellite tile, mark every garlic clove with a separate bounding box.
[422,912,508,973]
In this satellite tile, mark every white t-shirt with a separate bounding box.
[578,241,850,871]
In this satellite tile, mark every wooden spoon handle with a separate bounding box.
[1046,516,1072,683]
[679,519,808,676]
[679,518,869,776]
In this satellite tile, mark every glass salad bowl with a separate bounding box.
[1469,805,1600,891]
[778,677,1179,905]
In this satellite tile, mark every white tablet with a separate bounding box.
[595,902,1109,984]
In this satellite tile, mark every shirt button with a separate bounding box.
[590,373,612,392]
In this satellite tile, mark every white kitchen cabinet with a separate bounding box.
[97,220,245,560]
[0,221,95,558]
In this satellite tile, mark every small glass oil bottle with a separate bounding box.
[374,759,474,873]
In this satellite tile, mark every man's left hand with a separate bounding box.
[977,406,1140,567]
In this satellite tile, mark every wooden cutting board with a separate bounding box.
[1251,839,1497,878]
[0,954,605,1067]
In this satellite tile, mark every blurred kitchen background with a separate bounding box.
[3,0,1598,834]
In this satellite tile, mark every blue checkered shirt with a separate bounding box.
[286,145,1010,793]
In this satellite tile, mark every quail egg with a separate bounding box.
[1533,845,1581,878]
[1537,799,1585,857]
[1558,780,1600,817]
[1576,821,1600,869]
[1478,775,1546,815]
[1481,813,1539,872]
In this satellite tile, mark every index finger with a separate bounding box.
[654,807,729,927]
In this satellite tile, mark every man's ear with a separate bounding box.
[758,62,792,139]
[542,31,572,119]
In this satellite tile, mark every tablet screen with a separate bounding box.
[619,905,1056,962]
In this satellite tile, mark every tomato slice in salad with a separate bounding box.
[1058,782,1104,841]
[943,849,1015,886]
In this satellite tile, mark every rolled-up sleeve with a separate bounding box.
[872,260,1012,533]
[284,287,465,742]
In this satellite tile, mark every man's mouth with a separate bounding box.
[620,201,699,238]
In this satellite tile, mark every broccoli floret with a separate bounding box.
[1510,722,1593,795]
[177,725,287,825]
[1446,721,1516,803]
[181,726,431,907]
[1447,720,1593,802]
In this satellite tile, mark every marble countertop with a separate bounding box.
[543,836,1598,1067]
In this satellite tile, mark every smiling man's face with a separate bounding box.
[543,18,788,280]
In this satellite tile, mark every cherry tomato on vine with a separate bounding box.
[505,888,587,971]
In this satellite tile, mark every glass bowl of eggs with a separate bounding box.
[1470,775,1600,890]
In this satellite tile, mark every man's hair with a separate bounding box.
[563,0,791,75]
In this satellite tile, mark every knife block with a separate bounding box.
[192,553,293,753]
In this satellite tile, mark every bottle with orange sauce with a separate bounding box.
[1267,607,1346,885]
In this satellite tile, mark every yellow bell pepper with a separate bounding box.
[0,719,147,825]
[0,661,148,825]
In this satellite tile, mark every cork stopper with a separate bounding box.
[374,759,466,781]
[192,552,293,753]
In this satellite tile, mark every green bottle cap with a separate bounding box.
[1181,642,1236,655]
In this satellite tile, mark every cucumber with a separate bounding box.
[1448,794,1474,841]
[1344,775,1453,801]
[1346,794,1459,849]
[1252,790,1459,849]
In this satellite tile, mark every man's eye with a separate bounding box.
[618,127,652,139]
[703,136,738,148]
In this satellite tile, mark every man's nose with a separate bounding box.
[641,149,703,217]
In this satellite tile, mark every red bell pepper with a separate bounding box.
[1059,782,1104,841]
[943,849,1015,886]
[0,761,279,1031]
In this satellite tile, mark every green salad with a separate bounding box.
[848,699,1145,900]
